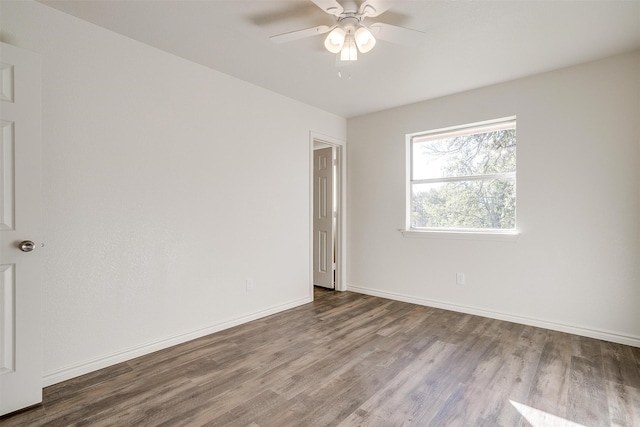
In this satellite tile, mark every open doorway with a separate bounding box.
[310,133,346,294]
[313,144,336,289]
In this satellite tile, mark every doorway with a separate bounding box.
[310,133,346,294]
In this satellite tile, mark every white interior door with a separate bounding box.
[0,42,43,416]
[313,146,335,289]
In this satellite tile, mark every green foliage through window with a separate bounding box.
[409,119,516,231]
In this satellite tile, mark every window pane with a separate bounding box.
[412,128,516,180]
[411,179,516,229]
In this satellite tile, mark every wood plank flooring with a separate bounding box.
[3,288,639,426]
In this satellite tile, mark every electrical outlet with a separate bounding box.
[456,272,465,285]
[246,278,254,292]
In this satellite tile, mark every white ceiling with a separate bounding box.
[39,0,640,118]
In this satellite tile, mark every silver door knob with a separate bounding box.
[19,240,35,252]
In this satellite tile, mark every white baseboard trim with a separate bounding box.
[347,285,640,348]
[42,296,312,387]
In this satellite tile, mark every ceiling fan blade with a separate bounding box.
[369,22,425,46]
[359,0,392,18]
[270,25,332,44]
[310,0,344,16]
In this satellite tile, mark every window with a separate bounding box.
[407,117,516,233]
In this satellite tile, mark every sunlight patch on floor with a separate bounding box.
[510,400,587,427]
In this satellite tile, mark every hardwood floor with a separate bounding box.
[3,288,639,426]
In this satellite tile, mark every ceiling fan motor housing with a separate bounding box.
[337,14,362,30]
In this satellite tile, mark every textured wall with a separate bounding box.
[1,1,345,381]
[347,51,640,345]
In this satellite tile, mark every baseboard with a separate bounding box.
[347,285,640,348]
[42,296,312,387]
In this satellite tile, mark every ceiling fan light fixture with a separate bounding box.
[354,26,376,53]
[270,0,426,64]
[324,27,346,53]
[340,35,358,61]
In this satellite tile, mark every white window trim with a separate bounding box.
[412,172,515,186]
[399,228,520,241]
[403,117,518,240]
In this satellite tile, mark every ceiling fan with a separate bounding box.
[270,0,425,62]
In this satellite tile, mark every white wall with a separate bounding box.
[347,51,640,346]
[1,0,346,384]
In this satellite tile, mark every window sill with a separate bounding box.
[400,229,520,242]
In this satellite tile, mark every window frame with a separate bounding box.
[404,117,519,239]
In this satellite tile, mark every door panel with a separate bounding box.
[313,147,334,289]
[0,42,42,416]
